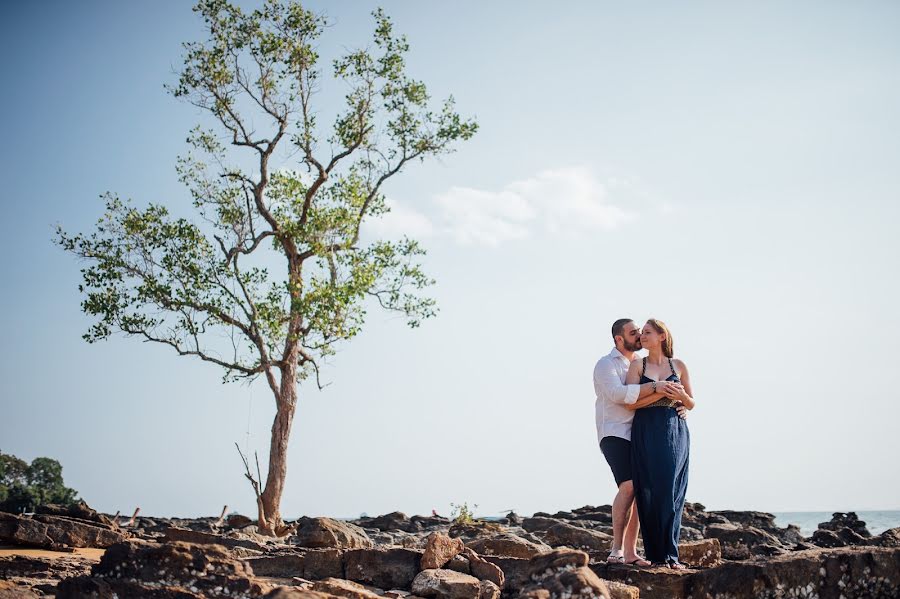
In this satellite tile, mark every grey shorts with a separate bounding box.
[600,436,632,486]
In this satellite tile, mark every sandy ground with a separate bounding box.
[0,546,105,560]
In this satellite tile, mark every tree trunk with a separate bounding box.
[260,364,298,531]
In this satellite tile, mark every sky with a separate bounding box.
[1,1,899,520]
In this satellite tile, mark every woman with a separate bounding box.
[625,319,695,569]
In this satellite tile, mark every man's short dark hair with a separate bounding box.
[611,318,633,341]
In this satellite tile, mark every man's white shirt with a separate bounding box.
[594,347,641,443]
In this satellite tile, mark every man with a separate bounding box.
[594,318,687,566]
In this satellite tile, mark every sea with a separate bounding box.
[772,510,900,537]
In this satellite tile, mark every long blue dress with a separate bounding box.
[631,357,690,565]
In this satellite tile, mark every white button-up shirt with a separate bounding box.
[594,347,641,443]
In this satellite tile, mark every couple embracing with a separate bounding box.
[593,318,696,569]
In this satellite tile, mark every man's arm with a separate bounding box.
[594,358,673,406]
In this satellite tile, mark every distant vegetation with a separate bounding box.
[0,451,78,513]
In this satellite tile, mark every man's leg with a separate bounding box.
[623,497,648,564]
[610,480,634,554]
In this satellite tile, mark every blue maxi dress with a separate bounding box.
[631,357,690,565]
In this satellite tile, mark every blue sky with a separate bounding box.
[1,0,899,519]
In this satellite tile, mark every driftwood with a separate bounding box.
[235,443,273,536]
[127,507,140,528]
[215,505,228,527]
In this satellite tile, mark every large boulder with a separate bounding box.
[343,548,422,590]
[689,545,900,599]
[465,533,550,559]
[704,523,783,559]
[461,548,504,589]
[56,540,272,598]
[541,522,612,552]
[356,512,418,533]
[411,569,483,599]
[520,549,610,599]
[244,549,345,579]
[677,538,722,568]
[0,553,95,597]
[879,527,900,547]
[163,527,268,551]
[311,577,383,599]
[294,518,374,550]
[34,501,115,527]
[816,512,872,538]
[0,512,128,549]
[421,532,465,569]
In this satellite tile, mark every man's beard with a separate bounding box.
[623,339,642,352]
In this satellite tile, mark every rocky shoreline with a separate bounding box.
[1,501,899,598]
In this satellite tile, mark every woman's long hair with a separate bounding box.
[646,318,674,358]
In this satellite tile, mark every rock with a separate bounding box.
[590,562,694,598]
[445,554,471,574]
[410,569,482,599]
[294,518,374,550]
[244,550,345,579]
[676,538,721,568]
[816,512,872,537]
[227,514,255,529]
[521,517,560,534]
[465,534,550,559]
[811,525,874,548]
[163,526,268,551]
[358,512,417,533]
[478,580,499,599]
[604,580,640,599]
[542,523,612,552]
[0,512,128,549]
[879,527,900,547]
[34,501,115,527]
[447,522,504,543]
[460,548,504,589]
[421,533,465,569]
[0,580,40,598]
[527,548,589,575]
[522,549,610,599]
[312,577,384,599]
[264,590,340,599]
[343,548,422,590]
[56,539,272,598]
[505,512,522,526]
[481,556,529,591]
[0,553,94,597]
[689,545,900,599]
[704,523,783,559]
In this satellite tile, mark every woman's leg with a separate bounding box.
[632,410,674,564]
[666,418,691,564]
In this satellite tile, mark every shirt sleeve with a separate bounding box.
[594,358,640,405]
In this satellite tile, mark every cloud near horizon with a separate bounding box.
[372,167,638,247]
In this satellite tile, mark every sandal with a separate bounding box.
[624,557,650,567]
[667,560,687,570]
[606,553,625,564]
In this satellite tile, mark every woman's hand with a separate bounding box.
[664,382,694,409]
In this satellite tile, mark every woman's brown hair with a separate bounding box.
[646,318,674,358]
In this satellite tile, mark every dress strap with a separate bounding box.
[642,357,647,377]
[668,357,677,378]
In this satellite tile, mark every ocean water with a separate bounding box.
[772,510,900,537]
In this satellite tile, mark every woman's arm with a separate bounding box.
[671,359,696,410]
[624,360,667,411]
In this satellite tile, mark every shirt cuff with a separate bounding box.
[623,384,640,405]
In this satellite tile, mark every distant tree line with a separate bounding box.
[0,451,78,513]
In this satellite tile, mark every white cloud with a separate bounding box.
[435,167,636,246]
[367,198,435,239]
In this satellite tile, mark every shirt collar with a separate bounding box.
[608,347,631,363]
